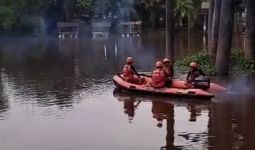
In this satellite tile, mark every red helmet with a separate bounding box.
[156,61,164,68]
[126,57,134,63]
[190,62,198,68]
[163,58,170,63]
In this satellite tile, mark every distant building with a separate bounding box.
[91,20,112,39]
[57,22,79,38]
[120,21,142,37]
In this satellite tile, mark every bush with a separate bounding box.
[0,6,15,30]
[231,49,255,74]
[175,49,255,75]
[175,52,216,75]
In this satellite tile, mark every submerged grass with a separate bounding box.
[175,50,255,75]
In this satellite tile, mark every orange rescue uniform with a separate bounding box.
[152,68,166,88]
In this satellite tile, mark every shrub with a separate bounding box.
[175,49,255,75]
[175,52,215,75]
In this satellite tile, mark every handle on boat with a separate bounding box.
[118,72,151,78]
[138,73,151,77]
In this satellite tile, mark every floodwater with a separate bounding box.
[0,30,254,150]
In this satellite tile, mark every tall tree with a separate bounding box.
[215,0,235,75]
[209,0,221,59]
[208,0,214,46]
[118,0,138,21]
[63,0,73,21]
[245,0,255,61]
[0,0,53,33]
[166,0,174,65]
[139,0,163,27]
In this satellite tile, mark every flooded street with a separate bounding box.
[0,31,254,150]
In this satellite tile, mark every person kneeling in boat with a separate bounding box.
[163,58,174,87]
[121,57,142,84]
[185,62,209,89]
[151,61,167,88]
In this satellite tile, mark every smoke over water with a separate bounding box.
[117,0,138,21]
[218,75,255,95]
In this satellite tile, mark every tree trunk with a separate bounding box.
[188,17,191,52]
[166,0,174,65]
[208,0,215,46]
[209,0,221,60]
[63,0,72,21]
[150,10,156,28]
[215,0,235,75]
[245,0,255,61]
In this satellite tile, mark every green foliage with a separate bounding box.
[0,0,53,34]
[175,52,216,75]
[0,0,208,34]
[174,0,196,27]
[137,0,202,26]
[176,49,255,75]
[231,49,255,74]
[0,5,15,29]
[6,0,52,15]
[76,0,92,10]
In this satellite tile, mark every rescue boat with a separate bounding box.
[113,75,226,99]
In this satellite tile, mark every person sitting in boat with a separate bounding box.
[121,57,141,84]
[151,61,167,88]
[185,62,205,85]
[163,58,174,87]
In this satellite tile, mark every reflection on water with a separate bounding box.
[114,91,255,150]
[114,91,210,149]
[0,31,254,150]
[0,73,9,120]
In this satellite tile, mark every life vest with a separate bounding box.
[122,64,135,80]
[152,69,166,88]
[163,65,173,77]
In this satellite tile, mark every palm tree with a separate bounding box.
[174,0,195,27]
[138,0,198,28]
[245,0,255,61]
[215,0,235,75]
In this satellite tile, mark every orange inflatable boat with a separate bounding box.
[113,75,226,99]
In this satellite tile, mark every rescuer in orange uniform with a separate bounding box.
[163,58,174,87]
[122,57,141,84]
[151,61,167,88]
